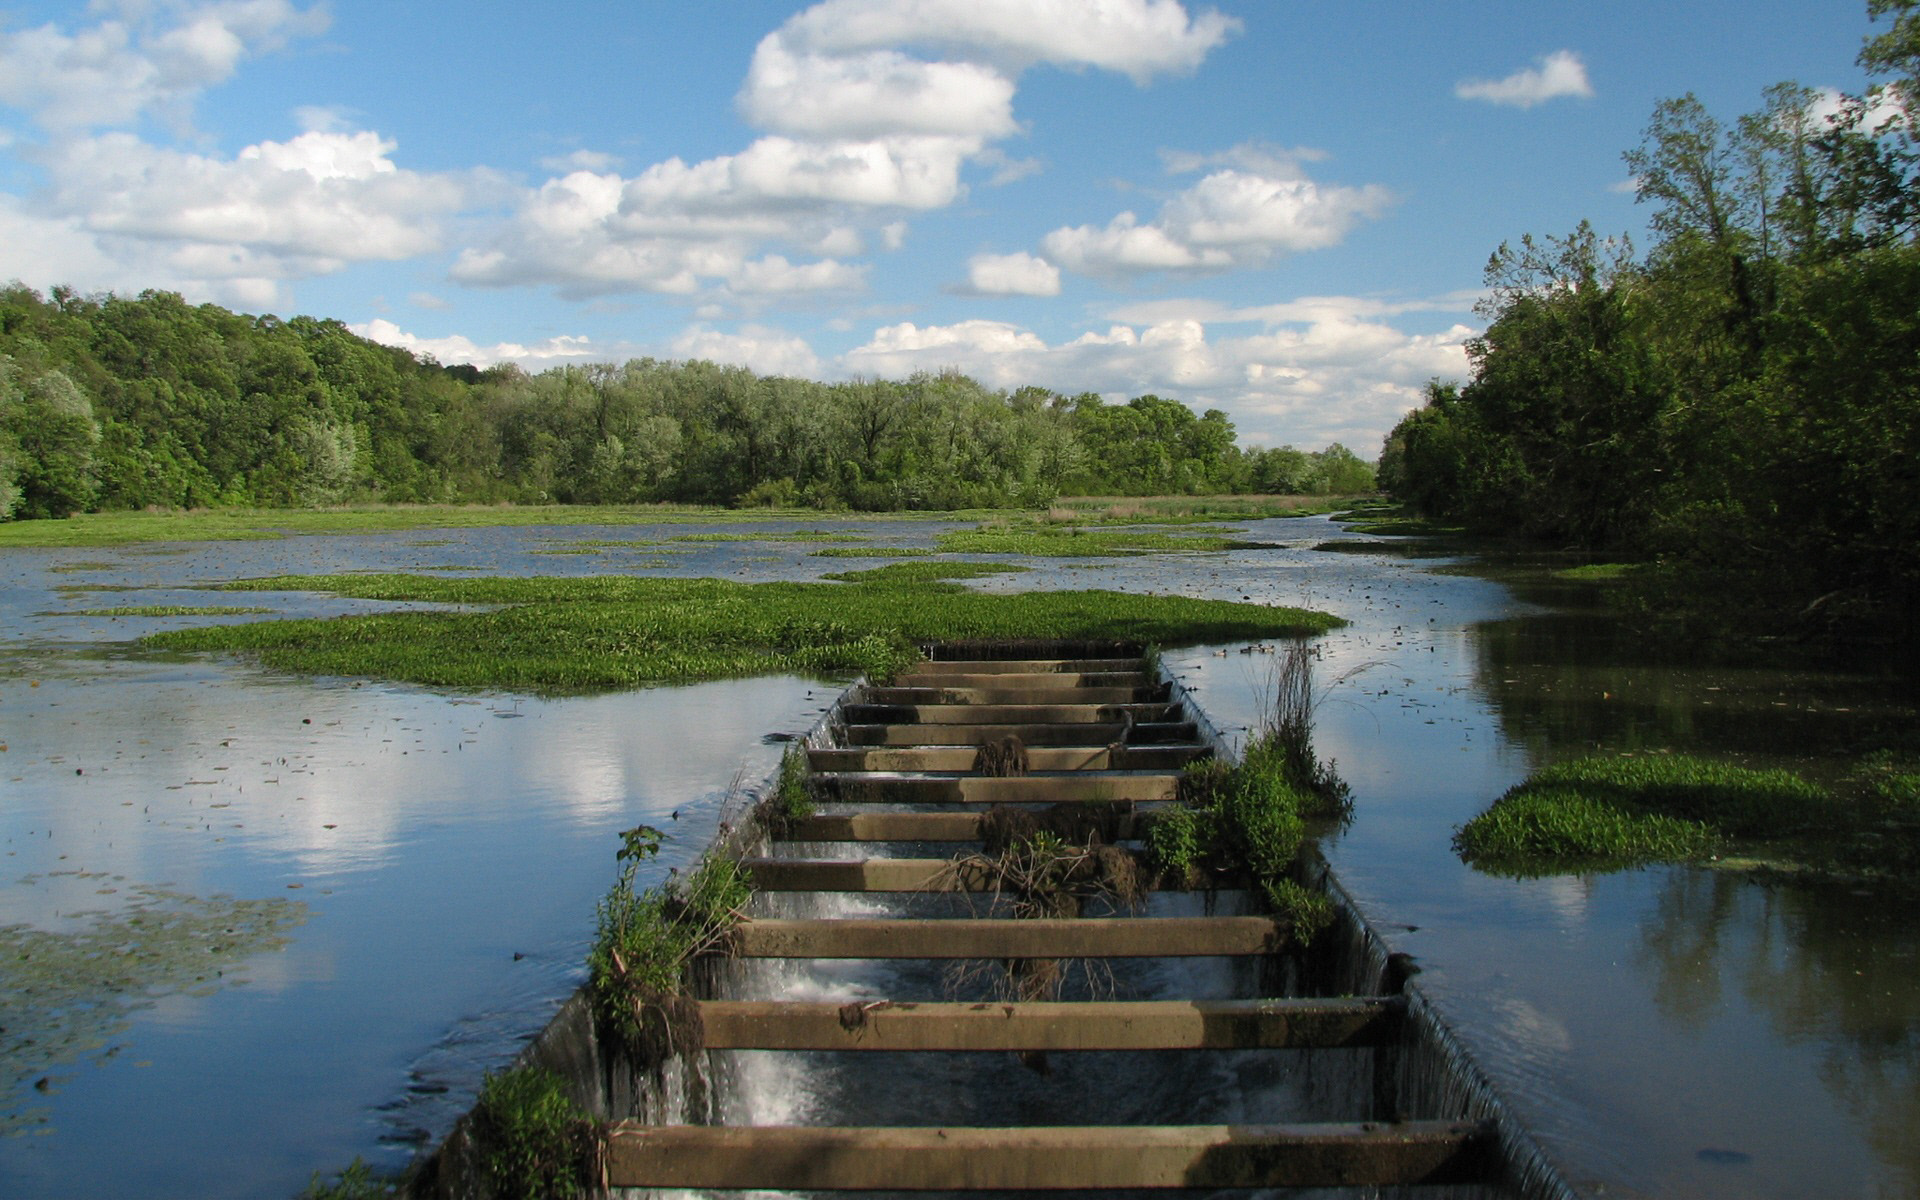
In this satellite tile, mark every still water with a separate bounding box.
[0,515,1914,1198]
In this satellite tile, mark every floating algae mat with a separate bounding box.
[1,884,307,1137]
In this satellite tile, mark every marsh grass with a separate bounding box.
[819,562,1028,585]
[808,546,933,558]
[1048,495,1356,523]
[142,574,1339,693]
[1454,753,1840,875]
[1551,562,1641,581]
[67,605,276,617]
[934,527,1276,557]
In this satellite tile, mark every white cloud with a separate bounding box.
[44,129,479,279]
[842,299,1474,450]
[539,148,623,173]
[0,1,329,130]
[774,0,1239,84]
[454,1,1238,305]
[739,38,1017,139]
[671,324,825,378]
[1455,50,1594,109]
[963,250,1060,295]
[348,318,597,368]
[1042,153,1392,277]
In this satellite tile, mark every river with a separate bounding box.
[0,513,1913,1198]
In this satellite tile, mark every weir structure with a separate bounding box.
[414,642,1574,1198]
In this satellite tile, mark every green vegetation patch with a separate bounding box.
[820,562,1028,586]
[1454,753,1839,876]
[936,527,1275,557]
[670,530,867,544]
[808,546,932,558]
[68,605,276,617]
[1,884,307,1136]
[141,572,1336,693]
[470,1065,599,1200]
[1551,562,1641,581]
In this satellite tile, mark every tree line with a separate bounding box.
[1379,0,1919,656]
[0,284,1374,520]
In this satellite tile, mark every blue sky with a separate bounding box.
[0,1,1883,452]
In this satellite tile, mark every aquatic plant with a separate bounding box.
[934,527,1275,556]
[143,574,1340,694]
[469,1065,600,1200]
[1453,753,1837,874]
[819,561,1028,585]
[587,826,751,1062]
[757,745,817,833]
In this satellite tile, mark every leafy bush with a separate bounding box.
[470,1066,597,1200]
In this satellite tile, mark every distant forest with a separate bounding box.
[1378,1,1919,653]
[0,284,1374,520]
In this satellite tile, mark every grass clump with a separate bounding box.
[298,1158,398,1199]
[469,1065,600,1200]
[1454,753,1838,875]
[809,546,933,558]
[142,574,1340,694]
[1551,562,1641,581]
[1142,647,1348,940]
[587,826,751,1063]
[759,745,817,832]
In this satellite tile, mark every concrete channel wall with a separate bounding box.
[404,641,1577,1199]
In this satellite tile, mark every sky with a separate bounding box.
[0,0,1887,453]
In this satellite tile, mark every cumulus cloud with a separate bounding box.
[0,1,329,130]
[1042,150,1392,277]
[349,318,597,368]
[962,251,1060,295]
[739,39,1017,139]
[671,324,827,378]
[35,129,481,299]
[842,297,1474,449]
[460,0,1238,304]
[1455,50,1594,109]
[772,0,1240,83]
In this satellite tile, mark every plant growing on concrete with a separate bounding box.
[469,1065,601,1200]
[1142,644,1348,940]
[588,826,752,1063]
[757,745,817,834]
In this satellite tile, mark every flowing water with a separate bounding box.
[1,515,1914,1198]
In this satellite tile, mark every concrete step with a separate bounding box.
[865,685,1168,705]
[887,671,1150,691]
[842,721,1199,747]
[842,702,1183,725]
[731,915,1286,959]
[899,657,1145,676]
[813,771,1182,804]
[697,997,1405,1050]
[778,811,1151,843]
[780,811,994,842]
[741,853,1169,893]
[605,1121,1495,1190]
[808,744,1208,772]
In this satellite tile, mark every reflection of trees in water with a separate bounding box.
[0,885,307,1136]
[1635,869,1920,1195]
[1469,611,1915,762]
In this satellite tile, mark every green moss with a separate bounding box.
[470,1066,597,1200]
[140,574,1340,694]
